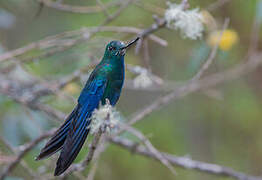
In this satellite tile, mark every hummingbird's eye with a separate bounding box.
[108,46,116,51]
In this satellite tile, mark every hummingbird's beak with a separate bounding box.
[120,37,140,50]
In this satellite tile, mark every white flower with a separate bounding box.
[89,99,121,134]
[133,71,153,89]
[165,2,204,40]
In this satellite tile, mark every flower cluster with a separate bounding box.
[89,99,121,134]
[165,2,204,40]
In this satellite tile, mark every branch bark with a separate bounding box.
[111,137,262,180]
[0,129,56,180]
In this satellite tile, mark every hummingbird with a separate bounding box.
[35,37,140,176]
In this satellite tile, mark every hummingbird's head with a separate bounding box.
[104,37,140,59]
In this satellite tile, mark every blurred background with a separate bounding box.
[0,0,262,179]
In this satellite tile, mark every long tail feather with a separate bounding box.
[54,103,92,176]
[35,106,79,160]
[36,77,107,176]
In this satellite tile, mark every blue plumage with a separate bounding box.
[36,38,139,176]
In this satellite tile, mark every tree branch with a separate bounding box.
[111,137,262,180]
[0,129,56,180]
[37,0,121,14]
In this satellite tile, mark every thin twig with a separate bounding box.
[207,0,232,11]
[37,0,121,14]
[120,124,177,176]
[111,137,262,180]
[246,0,262,60]
[0,137,40,179]
[0,129,56,180]
[86,160,99,180]
[191,18,230,81]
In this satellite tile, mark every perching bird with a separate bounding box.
[35,37,139,176]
